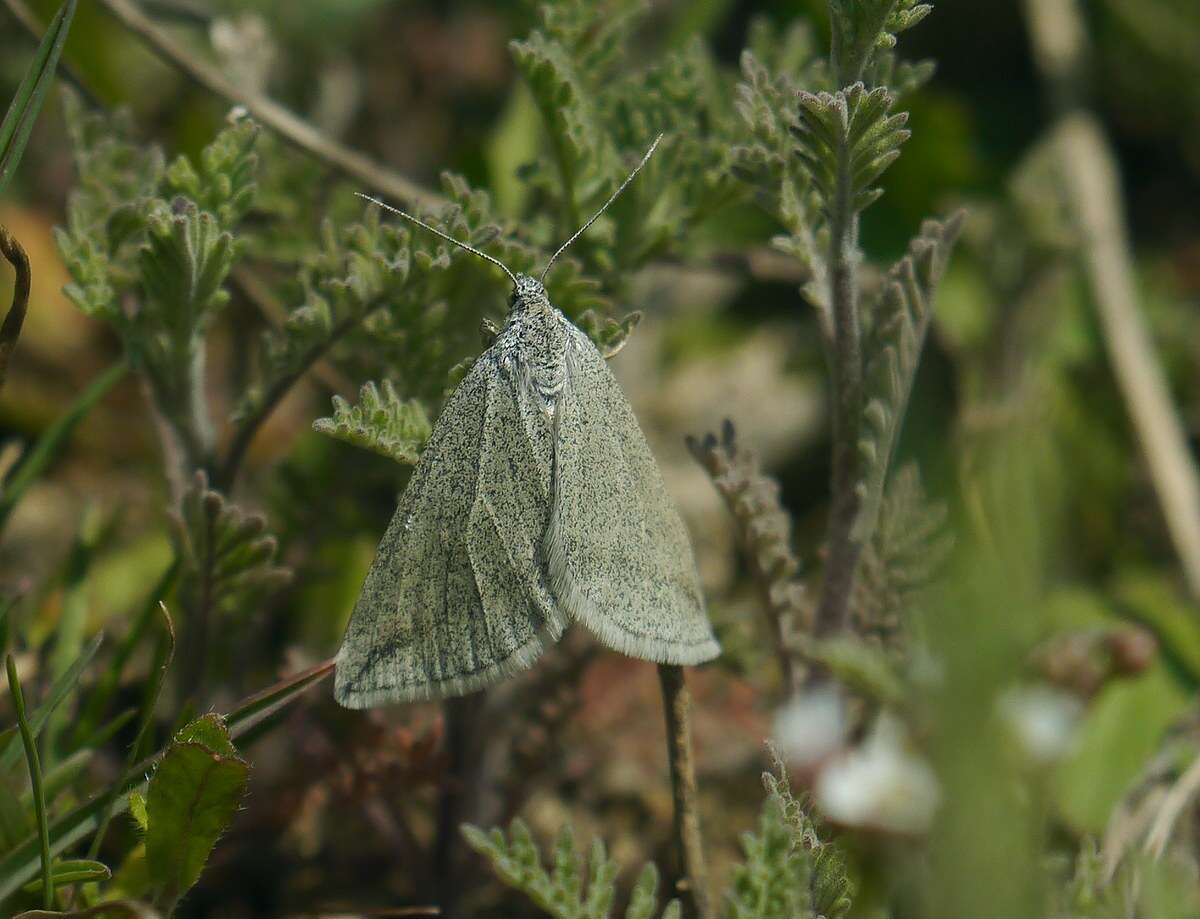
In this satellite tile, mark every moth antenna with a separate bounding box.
[355,192,519,287]
[539,133,664,282]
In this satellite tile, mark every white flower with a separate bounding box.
[815,714,940,835]
[772,686,848,768]
[999,685,1083,763]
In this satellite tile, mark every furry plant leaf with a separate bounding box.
[312,380,431,465]
[462,820,680,919]
[853,213,964,543]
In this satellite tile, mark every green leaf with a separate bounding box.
[128,793,148,833]
[830,0,932,86]
[853,213,964,544]
[0,660,331,903]
[792,83,911,220]
[170,471,291,617]
[0,364,126,532]
[143,716,249,906]
[0,0,79,194]
[1055,663,1191,833]
[727,756,853,919]
[462,818,670,919]
[20,859,111,894]
[855,463,952,644]
[312,380,431,465]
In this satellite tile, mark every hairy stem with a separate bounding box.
[657,664,711,919]
[814,150,864,638]
[0,225,31,394]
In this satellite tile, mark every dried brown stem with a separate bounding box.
[1023,0,1200,603]
[95,0,443,210]
[0,225,31,393]
[657,664,711,919]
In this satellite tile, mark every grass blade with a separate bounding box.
[0,634,103,772]
[0,657,333,903]
[72,561,178,749]
[0,363,127,532]
[5,655,53,909]
[0,0,79,193]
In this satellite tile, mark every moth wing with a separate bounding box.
[335,354,563,707]
[546,328,720,665]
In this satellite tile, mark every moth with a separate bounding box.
[336,137,719,707]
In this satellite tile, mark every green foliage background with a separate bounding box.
[1,0,1200,916]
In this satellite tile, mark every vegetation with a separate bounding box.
[2,0,1200,916]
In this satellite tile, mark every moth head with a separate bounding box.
[510,274,547,308]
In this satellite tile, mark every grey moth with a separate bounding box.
[335,139,720,707]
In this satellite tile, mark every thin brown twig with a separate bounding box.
[0,225,31,393]
[95,0,443,211]
[657,664,711,919]
[1022,0,1200,603]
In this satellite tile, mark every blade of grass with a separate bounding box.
[0,363,127,531]
[21,858,110,894]
[0,0,78,193]
[0,634,103,772]
[72,561,178,748]
[0,657,333,903]
[84,603,174,865]
[6,655,53,909]
[19,749,91,812]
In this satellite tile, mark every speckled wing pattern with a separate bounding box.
[334,344,565,708]
[545,324,720,665]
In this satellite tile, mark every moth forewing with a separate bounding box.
[544,324,720,665]
[334,349,564,708]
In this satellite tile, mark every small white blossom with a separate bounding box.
[772,686,848,768]
[815,714,940,834]
[999,685,1083,763]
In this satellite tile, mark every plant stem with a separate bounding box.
[1023,0,1200,603]
[813,150,865,638]
[95,0,442,210]
[6,654,54,909]
[0,225,31,394]
[434,692,486,919]
[657,664,711,919]
[215,310,366,489]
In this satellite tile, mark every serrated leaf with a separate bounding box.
[143,718,248,905]
[462,819,673,919]
[0,661,333,903]
[792,83,910,225]
[854,463,952,643]
[852,213,964,544]
[312,380,431,465]
[171,470,291,616]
